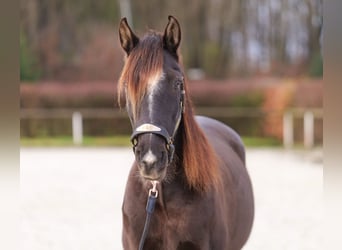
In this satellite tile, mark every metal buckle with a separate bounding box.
[148,181,159,198]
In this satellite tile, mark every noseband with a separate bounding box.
[130,81,185,164]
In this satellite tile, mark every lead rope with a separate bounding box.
[138,181,159,250]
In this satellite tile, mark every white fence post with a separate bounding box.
[72,112,83,145]
[304,111,314,149]
[283,111,294,148]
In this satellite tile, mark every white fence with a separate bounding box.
[21,108,322,148]
[283,108,323,149]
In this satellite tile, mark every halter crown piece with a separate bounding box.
[130,80,185,165]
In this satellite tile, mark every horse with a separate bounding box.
[118,16,254,250]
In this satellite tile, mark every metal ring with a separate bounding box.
[148,189,158,198]
[132,137,138,146]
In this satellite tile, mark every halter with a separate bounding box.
[130,80,185,164]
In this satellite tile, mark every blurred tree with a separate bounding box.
[20,0,322,81]
[20,31,41,81]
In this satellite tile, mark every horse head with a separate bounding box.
[118,16,185,182]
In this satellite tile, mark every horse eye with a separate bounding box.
[174,79,183,89]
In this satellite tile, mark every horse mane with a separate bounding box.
[180,85,221,193]
[118,32,164,120]
[118,32,220,193]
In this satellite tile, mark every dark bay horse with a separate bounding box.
[118,16,254,250]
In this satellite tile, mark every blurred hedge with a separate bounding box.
[20,81,117,108]
[20,78,322,139]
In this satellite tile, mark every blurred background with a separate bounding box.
[20,0,322,148]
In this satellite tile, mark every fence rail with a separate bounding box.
[21,107,322,148]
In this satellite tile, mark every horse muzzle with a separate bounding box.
[131,123,176,181]
[139,165,166,181]
[137,149,168,181]
[132,131,170,181]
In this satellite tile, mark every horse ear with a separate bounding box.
[163,16,181,57]
[119,17,139,55]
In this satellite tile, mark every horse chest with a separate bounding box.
[123,195,211,249]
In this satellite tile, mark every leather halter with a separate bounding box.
[130,80,185,164]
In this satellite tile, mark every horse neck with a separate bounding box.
[170,103,221,194]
